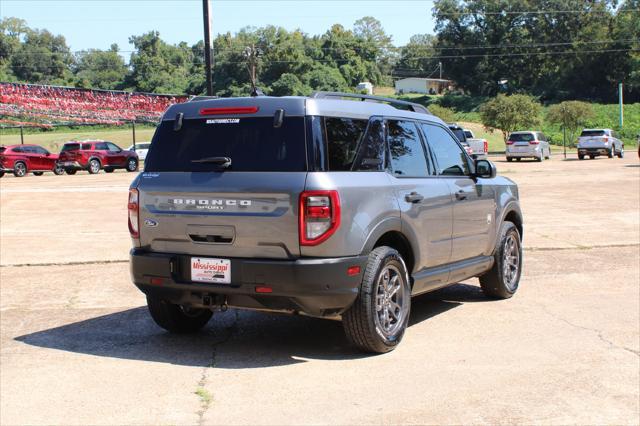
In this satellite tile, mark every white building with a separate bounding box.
[394,78,451,95]
[355,82,374,95]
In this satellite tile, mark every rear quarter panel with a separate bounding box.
[301,172,399,258]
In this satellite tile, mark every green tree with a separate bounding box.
[396,34,438,77]
[546,101,595,146]
[270,73,311,96]
[127,31,193,93]
[0,17,28,81]
[479,94,541,142]
[428,105,457,122]
[10,26,73,84]
[73,44,127,90]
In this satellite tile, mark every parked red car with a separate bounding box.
[0,144,64,177]
[57,140,139,174]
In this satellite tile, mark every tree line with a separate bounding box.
[0,0,638,102]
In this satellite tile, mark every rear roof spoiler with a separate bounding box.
[310,91,431,115]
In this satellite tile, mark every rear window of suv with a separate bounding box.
[61,143,80,152]
[509,133,535,142]
[144,117,307,172]
[580,130,606,137]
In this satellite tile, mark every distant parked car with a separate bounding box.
[463,129,488,159]
[506,131,551,162]
[0,144,63,177]
[127,142,151,161]
[447,123,474,156]
[577,129,624,160]
[57,140,139,174]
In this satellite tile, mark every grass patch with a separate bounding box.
[195,387,213,404]
[0,126,157,153]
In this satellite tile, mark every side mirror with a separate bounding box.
[475,159,496,179]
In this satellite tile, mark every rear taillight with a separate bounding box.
[506,140,514,145]
[530,140,540,145]
[483,140,488,153]
[603,136,609,143]
[128,188,139,240]
[299,190,340,246]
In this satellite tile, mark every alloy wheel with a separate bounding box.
[502,234,520,291]
[374,264,409,338]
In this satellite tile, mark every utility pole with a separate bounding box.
[439,61,442,80]
[619,82,624,128]
[244,45,262,96]
[202,0,213,96]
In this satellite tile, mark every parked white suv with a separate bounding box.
[577,129,624,160]
[127,142,151,161]
[506,131,551,162]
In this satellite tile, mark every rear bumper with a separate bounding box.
[130,249,368,317]
[505,149,539,158]
[578,147,609,155]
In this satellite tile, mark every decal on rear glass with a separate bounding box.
[206,119,240,124]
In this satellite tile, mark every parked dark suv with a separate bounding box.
[129,93,524,353]
[57,140,139,174]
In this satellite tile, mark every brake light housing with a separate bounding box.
[299,190,340,246]
[529,140,540,145]
[483,140,488,153]
[199,106,259,115]
[506,140,514,145]
[128,188,140,241]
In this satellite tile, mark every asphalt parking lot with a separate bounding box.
[1,155,639,425]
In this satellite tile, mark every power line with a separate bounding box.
[436,9,639,16]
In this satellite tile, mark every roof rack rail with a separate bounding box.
[310,91,430,115]
[188,95,219,102]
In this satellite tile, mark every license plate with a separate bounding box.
[190,257,231,284]
[63,162,75,166]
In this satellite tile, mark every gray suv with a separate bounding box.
[128,92,524,353]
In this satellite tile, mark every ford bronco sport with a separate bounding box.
[129,92,524,353]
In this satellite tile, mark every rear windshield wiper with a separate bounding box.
[191,156,232,168]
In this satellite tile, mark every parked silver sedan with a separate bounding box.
[506,131,551,162]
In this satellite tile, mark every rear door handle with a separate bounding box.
[405,192,424,203]
[455,190,467,201]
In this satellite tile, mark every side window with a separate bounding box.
[324,117,368,171]
[94,142,109,151]
[421,124,470,176]
[352,118,385,171]
[107,142,121,152]
[387,120,429,178]
[12,146,24,153]
[34,146,48,155]
[81,143,92,150]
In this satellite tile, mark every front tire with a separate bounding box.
[88,159,101,174]
[146,296,213,333]
[13,162,27,177]
[506,157,513,162]
[53,165,64,175]
[33,171,44,176]
[618,148,624,158]
[480,221,522,299]
[126,157,139,172]
[104,168,114,173]
[343,246,411,353]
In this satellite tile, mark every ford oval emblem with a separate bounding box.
[144,219,158,228]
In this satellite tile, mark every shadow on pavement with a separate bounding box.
[15,283,483,368]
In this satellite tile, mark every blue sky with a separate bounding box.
[2,0,437,56]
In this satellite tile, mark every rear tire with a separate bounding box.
[146,296,213,333]
[104,168,114,173]
[88,158,101,174]
[506,157,513,162]
[516,158,521,162]
[578,154,584,160]
[0,171,4,178]
[618,148,624,158]
[608,148,614,158]
[13,162,27,177]
[480,221,522,299]
[33,171,44,176]
[589,155,595,159]
[65,169,77,175]
[343,246,411,353]
[537,154,543,162]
